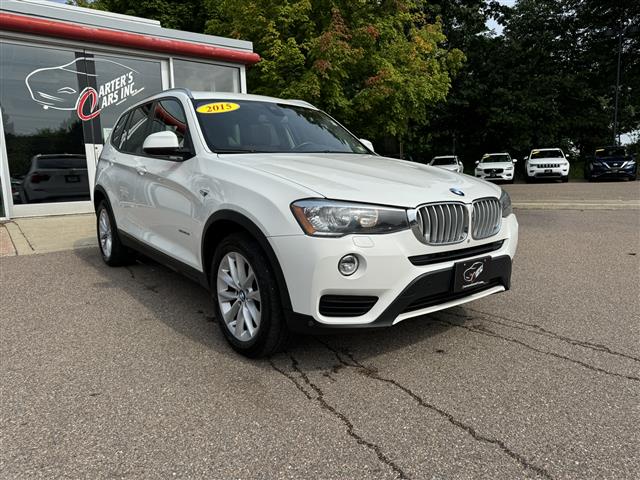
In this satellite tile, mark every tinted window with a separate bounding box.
[531,149,563,159]
[110,112,129,149]
[481,154,511,163]
[149,99,189,148]
[36,156,87,169]
[595,147,626,158]
[432,157,456,165]
[193,100,368,154]
[121,102,153,154]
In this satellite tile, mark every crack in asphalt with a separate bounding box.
[459,307,640,363]
[317,340,554,480]
[432,318,640,383]
[269,353,410,479]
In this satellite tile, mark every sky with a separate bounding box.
[487,0,516,36]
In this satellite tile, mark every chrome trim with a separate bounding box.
[409,202,469,245]
[472,198,502,240]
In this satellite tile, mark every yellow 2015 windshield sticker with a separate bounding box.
[196,102,240,114]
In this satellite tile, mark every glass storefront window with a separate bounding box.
[0,42,89,205]
[88,54,162,143]
[173,59,240,93]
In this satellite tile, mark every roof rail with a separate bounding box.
[162,87,194,98]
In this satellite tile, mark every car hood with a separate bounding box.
[433,164,460,171]
[228,153,501,207]
[478,162,513,169]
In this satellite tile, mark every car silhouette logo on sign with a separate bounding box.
[463,262,484,283]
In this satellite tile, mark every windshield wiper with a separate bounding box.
[214,148,261,154]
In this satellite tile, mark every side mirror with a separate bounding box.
[512,159,518,163]
[143,131,181,157]
[475,160,479,165]
[360,138,375,153]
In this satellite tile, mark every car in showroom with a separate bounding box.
[429,155,463,173]
[584,146,637,181]
[525,148,570,182]
[474,153,516,183]
[94,89,518,357]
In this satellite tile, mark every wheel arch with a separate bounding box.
[93,185,108,212]
[201,210,293,312]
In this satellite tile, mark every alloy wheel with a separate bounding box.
[98,208,113,259]
[216,252,262,342]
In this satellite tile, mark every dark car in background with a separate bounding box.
[585,146,637,181]
[16,154,90,204]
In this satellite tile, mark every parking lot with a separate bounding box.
[1,183,639,479]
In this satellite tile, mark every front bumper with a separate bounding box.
[269,214,518,331]
[475,170,514,181]
[527,166,569,178]
[587,163,637,179]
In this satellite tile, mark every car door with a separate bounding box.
[111,102,154,238]
[134,98,202,270]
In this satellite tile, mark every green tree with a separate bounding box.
[204,0,463,150]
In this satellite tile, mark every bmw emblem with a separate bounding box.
[450,188,465,197]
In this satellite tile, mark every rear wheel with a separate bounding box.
[212,233,288,357]
[96,200,134,266]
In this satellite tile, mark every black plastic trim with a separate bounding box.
[201,210,294,314]
[286,255,512,333]
[119,230,208,288]
[409,240,504,266]
[319,295,378,317]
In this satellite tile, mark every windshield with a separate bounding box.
[431,157,456,165]
[193,100,369,154]
[595,147,626,158]
[530,149,563,159]
[481,154,510,163]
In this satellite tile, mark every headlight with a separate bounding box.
[623,160,636,168]
[499,190,512,217]
[291,199,409,237]
[506,166,514,170]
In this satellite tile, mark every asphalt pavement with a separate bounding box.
[1,208,639,479]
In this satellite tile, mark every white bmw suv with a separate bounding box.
[95,89,518,357]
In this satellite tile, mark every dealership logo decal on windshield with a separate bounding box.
[25,57,144,121]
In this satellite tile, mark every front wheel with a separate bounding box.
[212,233,288,357]
[561,176,569,183]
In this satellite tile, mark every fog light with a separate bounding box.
[338,254,359,276]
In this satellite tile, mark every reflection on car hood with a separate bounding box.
[229,153,501,207]
[529,157,565,163]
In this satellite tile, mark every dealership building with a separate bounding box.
[0,0,259,219]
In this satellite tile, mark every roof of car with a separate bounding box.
[484,152,509,155]
[432,155,456,158]
[167,89,317,110]
[531,148,562,151]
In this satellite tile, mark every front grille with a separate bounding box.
[484,168,504,174]
[408,240,504,266]
[536,163,560,168]
[472,198,502,239]
[319,295,378,317]
[415,202,468,245]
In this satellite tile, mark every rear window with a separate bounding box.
[432,157,456,165]
[36,157,87,169]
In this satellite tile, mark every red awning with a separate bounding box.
[0,12,260,65]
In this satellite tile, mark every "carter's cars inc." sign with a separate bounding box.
[25,57,144,121]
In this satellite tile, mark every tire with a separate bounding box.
[561,176,569,183]
[96,200,135,266]
[211,233,288,358]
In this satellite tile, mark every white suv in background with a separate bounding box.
[429,155,463,173]
[94,89,518,357]
[474,153,516,183]
[525,148,570,182]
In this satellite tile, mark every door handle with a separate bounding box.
[136,166,147,176]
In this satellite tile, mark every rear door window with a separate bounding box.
[121,102,153,155]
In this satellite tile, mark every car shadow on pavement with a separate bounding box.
[73,247,459,369]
